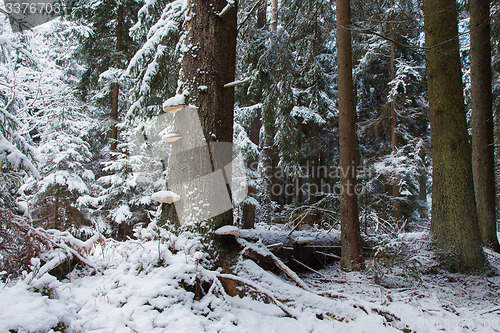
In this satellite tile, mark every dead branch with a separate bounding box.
[316,251,341,260]
[10,219,101,274]
[217,273,296,318]
[290,258,326,278]
[239,239,310,291]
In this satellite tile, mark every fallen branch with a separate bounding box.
[484,248,500,260]
[287,212,309,236]
[218,273,296,318]
[291,258,326,278]
[239,239,310,291]
[480,308,500,315]
[11,219,101,274]
[316,251,341,260]
[33,252,69,280]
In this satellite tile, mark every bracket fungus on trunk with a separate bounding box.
[162,93,186,114]
[161,131,182,143]
[151,190,180,204]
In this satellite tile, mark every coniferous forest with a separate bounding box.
[1,0,500,331]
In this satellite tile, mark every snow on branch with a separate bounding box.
[217,273,297,318]
[0,132,39,178]
[224,77,251,88]
[217,0,235,17]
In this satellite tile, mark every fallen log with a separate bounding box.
[214,227,371,270]
[239,229,341,248]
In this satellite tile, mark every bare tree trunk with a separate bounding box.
[310,124,321,204]
[181,0,237,230]
[242,3,267,229]
[337,0,363,270]
[110,4,123,152]
[389,24,401,224]
[423,0,486,270]
[259,0,278,224]
[470,0,500,252]
[419,147,428,219]
[270,0,278,32]
[53,185,59,230]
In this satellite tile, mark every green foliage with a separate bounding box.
[68,0,141,99]
[126,0,187,119]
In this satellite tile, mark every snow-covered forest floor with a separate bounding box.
[1,224,499,333]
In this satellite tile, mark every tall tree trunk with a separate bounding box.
[53,185,60,230]
[260,126,273,223]
[423,0,486,270]
[270,0,278,31]
[242,1,267,229]
[310,124,321,204]
[470,0,500,252]
[110,4,123,152]
[337,0,363,270]
[389,24,401,224]
[419,147,428,219]
[180,0,237,230]
[259,0,278,224]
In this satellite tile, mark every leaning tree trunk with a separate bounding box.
[470,0,500,252]
[423,0,486,270]
[180,0,237,230]
[336,0,363,270]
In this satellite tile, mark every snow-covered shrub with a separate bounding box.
[0,209,47,280]
[366,232,438,286]
[0,17,39,212]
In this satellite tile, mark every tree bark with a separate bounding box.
[180,0,237,230]
[242,4,266,229]
[336,0,363,270]
[110,4,123,152]
[389,24,401,224]
[259,0,278,224]
[53,185,59,230]
[419,147,428,219]
[423,0,486,270]
[470,0,500,252]
[270,0,278,32]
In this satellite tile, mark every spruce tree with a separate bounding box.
[423,0,487,270]
[470,0,500,252]
[178,0,237,230]
[337,0,363,270]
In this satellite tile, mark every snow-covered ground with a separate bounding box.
[1,225,499,332]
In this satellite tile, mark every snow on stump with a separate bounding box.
[163,94,186,113]
[214,225,241,236]
[151,190,180,204]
